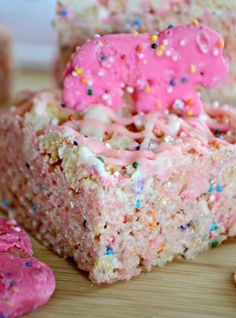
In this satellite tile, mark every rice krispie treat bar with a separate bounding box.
[0,89,235,283]
[55,0,236,104]
[0,28,12,105]
[0,23,235,284]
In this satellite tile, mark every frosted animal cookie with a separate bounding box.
[55,1,236,106]
[0,218,33,257]
[63,23,228,116]
[0,253,56,318]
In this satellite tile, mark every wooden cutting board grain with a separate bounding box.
[1,71,236,317]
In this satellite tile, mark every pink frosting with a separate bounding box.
[0,218,33,257]
[0,253,55,318]
[63,23,228,116]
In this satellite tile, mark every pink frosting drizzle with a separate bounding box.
[12,89,234,180]
[63,23,228,116]
[59,102,235,171]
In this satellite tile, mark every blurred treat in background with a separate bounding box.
[0,0,57,106]
[0,28,12,105]
[55,0,236,105]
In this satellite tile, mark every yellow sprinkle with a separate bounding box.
[75,68,83,75]
[151,34,158,42]
[145,85,152,94]
[189,64,197,74]
[156,49,163,57]
[216,39,224,48]
[132,31,139,35]
[150,221,157,228]
[160,44,166,50]
[186,110,193,116]
[192,18,199,25]
[156,101,162,109]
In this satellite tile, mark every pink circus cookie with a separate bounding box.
[0,253,56,318]
[63,23,228,116]
[0,218,32,258]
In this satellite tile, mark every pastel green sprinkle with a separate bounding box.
[211,240,218,248]
[132,161,138,169]
[97,156,104,163]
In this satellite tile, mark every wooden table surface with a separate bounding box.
[1,70,236,318]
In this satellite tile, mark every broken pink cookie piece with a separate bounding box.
[63,23,228,116]
[0,218,33,258]
[0,253,56,318]
[0,217,55,316]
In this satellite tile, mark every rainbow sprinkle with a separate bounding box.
[135,199,143,209]
[181,76,189,83]
[59,9,68,17]
[106,248,113,255]
[180,224,189,230]
[97,156,104,163]
[189,64,197,74]
[73,140,78,146]
[211,240,218,248]
[133,19,142,28]
[31,204,37,213]
[210,224,217,232]
[25,261,33,267]
[216,184,223,193]
[151,34,158,42]
[132,161,139,169]
[87,88,93,96]
[208,185,214,193]
[1,198,9,207]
